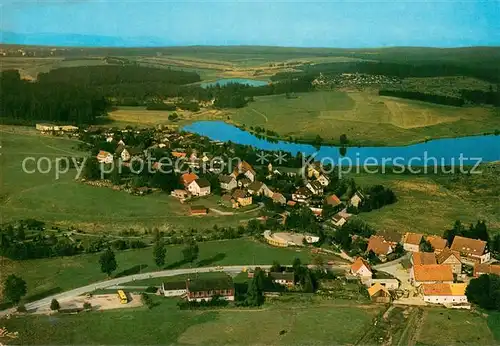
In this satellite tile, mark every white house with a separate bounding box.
[187,178,211,196]
[350,257,373,280]
[219,175,237,191]
[422,283,468,305]
[161,281,187,297]
[450,236,491,264]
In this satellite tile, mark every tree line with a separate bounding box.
[379,89,500,107]
[1,70,109,125]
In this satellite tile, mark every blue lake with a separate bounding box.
[183,121,500,166]
[200,78,269,88]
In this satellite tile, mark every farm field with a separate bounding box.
[0,127,257,231]
[230,90,499,146]
[416,309,496,345]
[349,167,500,234]
[0,238,318,306]
[0,298,381,345]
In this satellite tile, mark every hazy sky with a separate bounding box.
[2,0,500,47]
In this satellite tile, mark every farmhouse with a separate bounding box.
[450,236,490,264]
[161,281,187,297]
[247,181,272,197]
[96,150,113,164]
[410,264,453,286]
[368,283,391,303]
[269,272,295,287]
[350,257,372,280]
[186,276,235,302]
[367,235,393,259]
[403,232,423,252]
[473,263,500,277]
[187,178,211,196]
[219,175,237,191]
[436,248,462,274]
[422,283,468,305]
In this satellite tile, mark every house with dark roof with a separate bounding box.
[219,175,237,191]
[186,276,235,302]
[220,194,238,209]
[377,230,402,245]
[187,178,211,196]
[411,252,437,266]
[161,281,188,297]
[232,189,252,207]
[269,272,295,287]
[292,187,312,203]
[474,263,500,277]
[247,181,272,197]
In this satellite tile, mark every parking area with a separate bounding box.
[34,294,143,314]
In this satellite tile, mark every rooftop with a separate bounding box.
[187,275,234,292]
[413,264,454,282]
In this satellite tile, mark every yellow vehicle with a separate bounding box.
[117,290,128,304]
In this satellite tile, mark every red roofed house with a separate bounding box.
[474,263,500,277]
[410,264,454,287]
[411,252,437,266]
[324,194,342,207]
[181,172,199,186]
[367,236,393,260]
[450,236,490,264]
[403,233,423,253]
[350,258,373,281]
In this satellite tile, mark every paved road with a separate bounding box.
[0,266,266,316]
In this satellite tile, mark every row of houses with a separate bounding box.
[367,231,490,265]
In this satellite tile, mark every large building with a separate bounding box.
[422,283,468,305]
[186,276,235,302]
[450,236,490,264]
[410,264,454,286]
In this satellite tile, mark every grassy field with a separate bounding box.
[416,309,496,345]
[230,90,499,146]
[0,127,259,231]
[0,297,381,345]
[1,238,320,305]
[349,168,500,234]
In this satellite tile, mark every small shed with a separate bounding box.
[368,283,391,303]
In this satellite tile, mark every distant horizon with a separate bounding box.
[3,1,499,48]
[3,32,500,50]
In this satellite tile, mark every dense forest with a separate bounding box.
[1,70,109,125]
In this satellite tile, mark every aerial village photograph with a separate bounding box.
[0,0,499,345]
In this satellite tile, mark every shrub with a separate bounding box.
[50,299,60,311]
[17,304,27,313]
[83,302,92,310]
[141,292,154,309]
[145,286,158,293]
